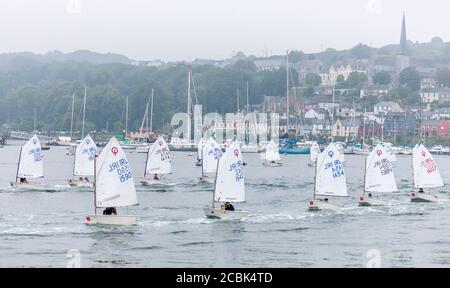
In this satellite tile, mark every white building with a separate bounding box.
[420,88,450,104]
[374,101,403,116]
[319,65,353,86]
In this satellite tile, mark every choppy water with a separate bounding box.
[1,142,450,268]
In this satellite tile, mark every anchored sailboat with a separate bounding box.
[204,141,247,220]
[309,141,321,167]
[140,137,171,186]
[359,144,398,206]
[85,137,138,226]
[262,140,282,167]
[410,144,444,203]
[68,135,98,188]
[199,137,223,183]
[308,143,348,211]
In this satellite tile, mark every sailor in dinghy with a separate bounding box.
[140,137,172,187]
[262,140,282,167]
[359,144,398,207]
[85,137,139,226]
[199,137,223,184]
[68,135,98,188]
[410,144,444,203]
[308,143,348,211]
[204,141,248,220]
[12,135,58,192]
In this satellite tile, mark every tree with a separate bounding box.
[350,44,372,59]
[373,72,392,85]
[344,72,368,89]
[288,51,305,63]
[436,68,450,87]
[304,86,315,97]
[336,75,345,83]
[399,67,421,91]
[305,73,321,87]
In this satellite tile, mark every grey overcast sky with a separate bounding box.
[0,0,448,61]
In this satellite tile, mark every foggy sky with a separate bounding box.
[0,0,448,61]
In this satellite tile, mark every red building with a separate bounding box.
[422,120,450,138]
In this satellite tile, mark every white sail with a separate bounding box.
[202,138,223,173]
[145,137,171,175]
[310,141,320,163]
[315,143,348,197]
[413,144,444,189]
[197,138,204,161]
[336,143,345,163]
[365,144,398,193]
[74,135,98,176]
[17,135,43,179]
[214,141,245,203]
[265,140,281,162]
[95,137,138,208]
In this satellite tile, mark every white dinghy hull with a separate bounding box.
[308,200,340,212]
[262,161,283,167]
[204,208,248,220]
[85,215,138,226]
[68,180,93,188]
[410,192,439,203]
[198,176,215,184]
[140,179,171,187]
[358,196,387,207]
[14,182,60,192]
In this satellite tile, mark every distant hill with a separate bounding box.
[0,50,132,65]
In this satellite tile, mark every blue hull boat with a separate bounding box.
[279,147,310,155]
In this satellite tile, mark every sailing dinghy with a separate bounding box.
[262,140,282,167]
[140,137,172,186]
[410,144,444,203]
[199,137,223,184]
[359,144,398,206]
[204,141,247,220]
[308,143,348,211]
[13,135,58,192]
[85,137,138,226]
[308,141,321,167]
[69,135,98,188]
[196,138,204,167]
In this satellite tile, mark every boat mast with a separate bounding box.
[286,51,290,136]
[15,148,22,184]
[246,81,249,113]
[313,151,318,200]
[201,146,205,179]
[70,93,75,139]
[144,145,149,179]
[150,88,154,133]
[212,157,220,207]
[237,88,240,113]
[93,153,97,215]
[125,96,129,141]
[187,69,191,142]
[82,85,87,139]
[363,156,368,196]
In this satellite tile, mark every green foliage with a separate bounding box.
[399,67,422,91]
[337,72,367,89]
[373,72,392,85]
[350,44,372,59]
[436,68,450,87]
[304,73,321,87]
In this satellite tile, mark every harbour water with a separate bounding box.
[1,144,450,267]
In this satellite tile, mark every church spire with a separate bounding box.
[400,13,408,55]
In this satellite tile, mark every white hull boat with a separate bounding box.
[85,215,138,226]
[203,208,248,220]
[14,182,60,192]
[308,199,340,212]
[140,178,172,187]
[68,180,93,188]
[136,145,151,153]
[410,192,439,203]
[358,196,387,207]
[263,161,283,167]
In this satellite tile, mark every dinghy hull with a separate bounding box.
[85,215,138,226]
[262,161,283,167]
[68,180,93,188]
[410,192,439,203]
[198,176,215,184]
[13,183,60,192]
[204,208,248,220]
[358,196,387,207]
[308,200,340,211]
